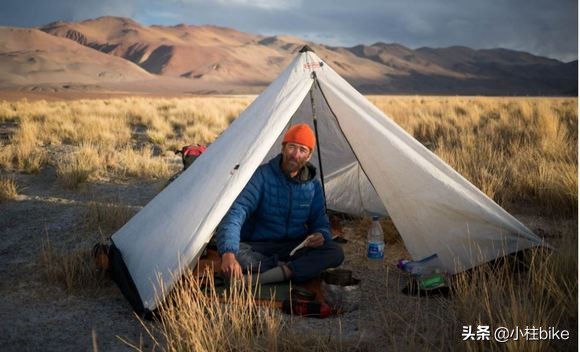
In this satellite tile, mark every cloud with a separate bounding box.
[401,13,433,36]
[0,0,136,26]
[167,0,301,10]
[216,0,301,10]
[71,1,136,21]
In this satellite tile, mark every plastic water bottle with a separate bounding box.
[366,216,385,268]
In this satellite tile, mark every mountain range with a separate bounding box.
[0,16,576,96]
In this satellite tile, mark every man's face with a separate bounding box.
[281,142,312,177]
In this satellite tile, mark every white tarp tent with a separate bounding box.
[111,46,543,314]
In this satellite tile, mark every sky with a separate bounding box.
[0,0,577,62]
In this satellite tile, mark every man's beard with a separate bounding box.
[282,156,305,174]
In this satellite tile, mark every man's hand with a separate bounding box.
[221,252,243,279]
[305,232,325,248]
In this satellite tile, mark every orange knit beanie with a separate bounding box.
[282,123,316,150]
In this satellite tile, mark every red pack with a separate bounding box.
[175,144,207,170]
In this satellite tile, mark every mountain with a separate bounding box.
[0,26,152,91]
[0,16,576,96]
[38,17,396,88]
[39,17,277,83]
[347,43,577,95]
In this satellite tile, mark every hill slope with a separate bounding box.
[0,26,152,91]
[0,17,575,95]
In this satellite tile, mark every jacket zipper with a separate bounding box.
[286,181,292,238]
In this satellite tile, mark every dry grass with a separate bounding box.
[0,119,46,174]
[125,268,350,352]
[0,96,254,182]
[40,235,107,294]
[375,249,577,351]
[4,95,574,350]
[449,234,577,352]
[55,143,102,189]
[110,145,173,179]
[1,96,574,214]
[369,96,577,216]
[330,213,576,351]
[87,199,138,235]
[137,269,282,352]
[0,175,18,202]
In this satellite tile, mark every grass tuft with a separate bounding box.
[0,175,18,202]
[56,144,101,189]
[87,200,137,235]
[40,235,107,294]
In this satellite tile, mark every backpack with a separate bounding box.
[165,144,208,188]
[175,144,207,171]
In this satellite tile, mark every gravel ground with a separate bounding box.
[0,167,161,352]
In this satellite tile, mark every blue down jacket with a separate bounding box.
[216,154,331,255]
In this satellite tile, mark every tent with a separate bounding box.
[110,46,543,316]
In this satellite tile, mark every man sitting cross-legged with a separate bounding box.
[216,123,344,285]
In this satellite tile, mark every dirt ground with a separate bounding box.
[0,162,575,351]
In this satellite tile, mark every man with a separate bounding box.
[216,123,344,284]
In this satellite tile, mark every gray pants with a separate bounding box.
[236,239,344,282]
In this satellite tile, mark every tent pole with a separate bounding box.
[309,74,327,210]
